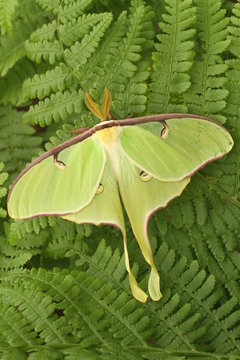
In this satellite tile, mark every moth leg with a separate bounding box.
[54,153,66,169]
[160,121,169,139]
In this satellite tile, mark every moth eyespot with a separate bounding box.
[139,170,152,182]
[96,183,104,195]
[54,154,66,170]
[161,123,169,139]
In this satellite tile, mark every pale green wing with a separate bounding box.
[8,137,105,219]
[117,149,190,301]
[63,160,148,303]
[120,118,234,181]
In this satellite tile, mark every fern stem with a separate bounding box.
[128,346,240,359]
[0,344,238,359]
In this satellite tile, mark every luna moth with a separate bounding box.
[7,88,233,303]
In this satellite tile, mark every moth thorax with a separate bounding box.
[94,126,121,178]
[94,126,120,144]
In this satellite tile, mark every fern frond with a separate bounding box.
[75,10,128,106]
[44,219,82,259]
[64,13,112,68]
[151,4,239,311]
[81,3,154,119]
[73,2,154,117]
[23,63,72,100]
[72,239,205,348]
[0,301,39,348]
[22,89,83,126]
[113,60,149,117]
[157,0,240,289]
[156,243,240,355]
[0,59,36,106]
[71,239,130,290]
[193,195,208,226]
[0,235,33,275]
[184,0,230,123]
[8,217,50,240]
[224,2,240,199]
[59,0,93,22]
[35,0,60,15]
[106,4,153,106]
[61,13,111,47]
[148,0,196,114]
[109,4,154,118]
[29,20,58,43]
[165,181,240,252]
[22,2,154,127]
[0,281,70,345]
[0,18,45,76]
[228,2,240,59]
[0,107,41,183]
[0,0,18,35]
[25,39,63,64]
[0,235,240,358]
[64,239,240,355]
[22,3,112,126]
[1,266,149,348]
[26,10,112,66]
[17,0,41,18]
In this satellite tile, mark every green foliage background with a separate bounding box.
[0,0,240,358]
